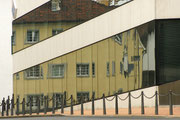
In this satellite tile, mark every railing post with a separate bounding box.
[169,90,173,115]
[11,94,14,116]
[44,96,47,114]
[6,96,10,116]
[61,95,64,113]
[81,95,84,115]
[22,98,25,115]
[16,97,19,116]
[1,98,5,116]
[115,93,118,115]
[128,92,131,115]
[52,94,55,114]
[141,91,144,114]
[103,94,106,115]
[155,91,158,115]
[36,96,40,115]
[70,95,73,115]
[46,96,49,110]
[29,96,32,115]
[64,91,66,106]
[92,92,95,115]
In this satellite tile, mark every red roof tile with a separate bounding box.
[13,0,115,24]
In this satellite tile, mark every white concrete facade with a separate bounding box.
[13,0,180,74]
[63,86,158,111]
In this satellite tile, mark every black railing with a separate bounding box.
[0,90,180,117]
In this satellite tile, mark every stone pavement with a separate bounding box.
[0,106,180,118]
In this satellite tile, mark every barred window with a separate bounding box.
[26,30,39,43]
[25,65,42,79]
[77,92,89,103]
[112,61,115,76]
[27,94,43,107]
[12,31,16,45]
[107,62,110,76]
[53,93,63,108]
[92,63,95,77]
[52,29,63,36]
[51,64,65,77]
[76,64,89,77]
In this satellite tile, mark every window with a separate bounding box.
[131,56,140,61]
[49,64,65,78]
[26,30,39,43]
[52,29,63,36]
[25,65,42,79]
[112,61,115,76]
[107,62,110,76]
[114,34,122,45]
[77,92,89,103]
[92,63,95,77]
[27,94,44,107]
[51,0,61,11]
[76,64,89,77]
[12,31,16,45]
[16,73,19,80]
[53,93,63,108]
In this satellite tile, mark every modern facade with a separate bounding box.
[12,0,180,111]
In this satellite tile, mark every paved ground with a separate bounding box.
[1,116,180,120]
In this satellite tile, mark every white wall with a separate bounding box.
[13,0,156,73]
[15,0,49,19]
[0,1,13,101]
[64,86,158,113]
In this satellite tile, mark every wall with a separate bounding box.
[13,0,156,73]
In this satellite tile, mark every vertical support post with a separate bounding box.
[64,91,66,106]
[16,97,19,116]
[128,92,131,115]
[81,95,84,115]
[37,96,40,115]
[6,96,10,116]
[29,96,32,115]
[1,98,5,116]
[92,93,95,115]
[141,91,144,114]
[46,96,49,110]
[44,96,47,114]
[103,94,106,115]
[70,95,73,115]
[169,90,173,115]
[61,95,64,114]
[11,94,14,116]
[155,91,158,115]
[52,94,55,114]
[115,94,118,115]
[22,98,25,115]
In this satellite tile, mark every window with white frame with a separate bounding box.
[52,29,63,36]
[12,31,16,45]
[25,65,42,79]
[51,0,61,11]
[76,64,89,77]
[107,62,110,76]
[26,30,39,43]
[49,64,65,78]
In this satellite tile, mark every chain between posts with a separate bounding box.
[172,92,180,96]
[118,94,129,101]
[131,94,142,99]
[143,93,156,99]
[105,96,115,101]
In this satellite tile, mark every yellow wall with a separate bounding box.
[12,22,81,53]
[13,28,143,104]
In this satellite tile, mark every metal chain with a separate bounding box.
[118,94,129,101]
[105,96,115,101]
[158,93,169,97]
[131,94,142,99]
[143,93,156,99]
[66,97,71,101]
[172,92,180,96]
